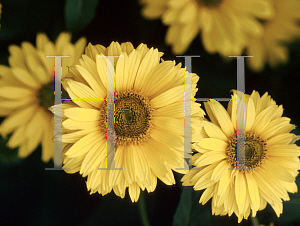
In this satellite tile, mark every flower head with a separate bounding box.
[59,41,204,202]
[141,0,274,56]
[182,90,300,222]
[246,0,300,71]
[0,32,86,162]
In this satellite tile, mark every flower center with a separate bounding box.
[38,81,69,113]
[196,0,223,7]
[99,90,153,146]
[226,133,267,171]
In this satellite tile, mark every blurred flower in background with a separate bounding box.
[0,32,86,162]
[58,41,204,202]
[141,0,300,72]
[182,91,300,222]
[246,0,300,71]
[140,0,274,56]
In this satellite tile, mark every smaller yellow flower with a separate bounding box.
[247,0,300,71]
[0,32,86,162]
[182,90,300,223]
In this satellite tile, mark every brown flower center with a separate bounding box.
[226,133,267,171]
[99,90,153,146]
[38,81,69,114]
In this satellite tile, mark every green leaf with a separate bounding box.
[172,186,193,226]
[172,173,212,226]
[65,0,99,33]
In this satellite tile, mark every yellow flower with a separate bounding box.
[141,0,274,56]
[182,91,300,222]
[59,41,204,202]
[0,32,86,162]
[247,0,300,72]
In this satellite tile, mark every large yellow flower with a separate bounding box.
[182,91,300,222]
[246,0,300,72]
[141,0,274,56]
[58,41,204,202]
[0,32,86,162]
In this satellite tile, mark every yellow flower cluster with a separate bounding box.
[141,0,300,71]
[0,1,300,223]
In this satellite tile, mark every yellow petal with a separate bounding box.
[150,127,183,147]
[199,185,215,205]
[205,100,235,138]
[115,53,128,93]
[65,131,101,157]
[0,104,36,136]
[41,119,54,162]
[135,48,160,92]
[0,98,33,116]
[262,160,295,183]
[123,145,136,184]
[141,142,168,178]
[204,122,228,142]
[145,137,183,170]
[62,119,99,131]
[7,124,27,148]
[129,182,140,202]
[266,133,294,147]
[245,97,255,132]
[64,107,100,122]
[245,173,260,212]
[235,172,246,214]
[11,68,40,89]
[217,167,231,196]
[80,134,106,177]
[75,65,102,94]
[268,156,300,170]
[268,144,300,156]
[252,105,278,134]
[259,117,291,139]
[195,151,226,167]
[211,160,230,182]
[24,108,45,154]
[198,138,228,152]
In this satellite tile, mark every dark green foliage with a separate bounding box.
[65,0,99,33]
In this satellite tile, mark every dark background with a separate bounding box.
[0,0,300,225]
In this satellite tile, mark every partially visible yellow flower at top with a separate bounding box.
[0,32,86,162]
[141,0,274,56]
[57,41,204,202]
[246,0,300,72]
[182,90,300,223]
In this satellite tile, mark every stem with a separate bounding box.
[138,191,151,226]
[250,216,260,226]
